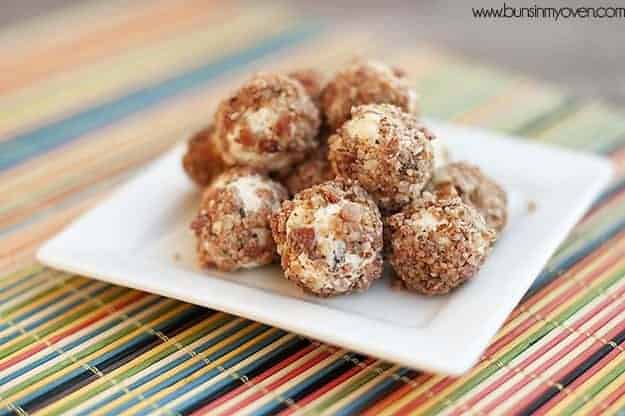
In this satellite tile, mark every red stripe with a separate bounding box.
[393,377,458,416]
[506,227,625,322]
[530,319,625,415]
[361,373,431,416]
[190,344,319,415]
[482,243,625,360]
[0,292,145,371]
[278,358,377,416]
[218,349,337,415]
[474,294,625,414]
[585,378,625,416]
[583,186,625,220]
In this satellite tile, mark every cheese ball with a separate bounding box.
[329,104,435,213]
[182,125,226,186]
[284,145,335,195]
[214,73,321,172]
[191,167,288,272]
[387,194,496,295]
[321,59,418,130]
[288,68,326,106]
[271,179,383,297]
[426,162,508,233]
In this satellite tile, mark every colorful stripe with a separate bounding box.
[2,1,625,414]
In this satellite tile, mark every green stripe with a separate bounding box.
[418,65,513,120]
[0,264,46,290]
[47,313,235,415]
[513,96,584,137]
[561,358,625,415]
[0,286,127,360]
[1,299,183,398]
[0,273,78,316]
[422,261,625,415]
[310,362,394,414]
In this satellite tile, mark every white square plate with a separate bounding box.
[37,120,613,375]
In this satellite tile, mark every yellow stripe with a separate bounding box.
[92,322,266,414]
[0,285,126,358]
[0,280,103,339]
[115,329,286,415]
[44,313,239,414]
[206,346,333,414]
[602,377,625,414]
[0,264,45,289]
[0,0,160,53]
[386,252,625,415]
[469,295,625,415]
[162,336,326,415]
[0,269,74,304]
[376,375,442,416]
[0,6,294,138]
[1,301,190,404]
[233,349,350,414]
[0,34,375,214]
[322,364,401,415]
[549,354,625,414]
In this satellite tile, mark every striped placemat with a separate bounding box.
[2,1,625,414]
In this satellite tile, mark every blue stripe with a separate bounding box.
[593,175,625,209]
[0,24,319,172]
[250,354,358,416]
[0,280,93,332]
[334,368,415,416]
[526,212,625,297]
[0,268,48,293]
[158,335,304,415]
[4,303,194,412]
[0,298,163,386]
[106,325,276,414]
[77,315,246,415]
[0,282,103,342]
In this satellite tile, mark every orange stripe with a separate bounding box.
[360,373,433,416]
[0,0,218,95]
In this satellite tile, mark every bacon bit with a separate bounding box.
[238,128,256,146]
[275,114,291,137]
[323,190,340,204]
[292,227,316,252]
[190,214,209,234]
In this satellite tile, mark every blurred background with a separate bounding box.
[2,0,624,105]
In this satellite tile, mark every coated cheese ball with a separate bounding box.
[182,125,226,186]
[191,167,288,272]
[214,73,321,172]
[321,59,418,130]
[426,162,508,233]
[387,194,496,295]
[271,179,383,296]
[329,104,435,213]
[288,68,326,106]
[284,145,335,195]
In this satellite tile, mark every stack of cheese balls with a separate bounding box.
[184,59,507,297]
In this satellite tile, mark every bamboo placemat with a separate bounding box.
[2,1,625,414]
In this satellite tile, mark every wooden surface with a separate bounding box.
[2,0,624,106]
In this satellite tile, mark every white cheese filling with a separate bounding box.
[345,110,382,142]
[287,202,370,291]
